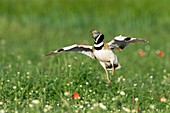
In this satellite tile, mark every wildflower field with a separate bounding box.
[0,0,170,112]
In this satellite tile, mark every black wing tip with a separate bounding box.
[139,39,148,43]
[130,38,148,43]
[45,52,55,58]
[44,48,64,58]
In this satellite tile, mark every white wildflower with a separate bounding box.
[117,77,122,82]
[163,69,166,73]
[122,107,130,112]
[87,104,91,107]
[44,105,53,112]
[90,107,94,110]
[134,84,137,87]
[74,57,77,60]
[0,102,3,105]
[132,109,137,113]
[0,109,5,113]
[112,97,116,101]
[86,82,89,85]
[120,91,125,96]
[122,78,126,81]
[99,103,107,110]
[89,89,92,92]
[160,97,167,102]
[150,76,153,79]
[135,98,138,102]
[8,64,12,68]
[32,100,40,104]
[68,64,71,68]
[13,86,17,89]
[85,101,89,104]
[92,99,96,102]
[26,72,30,75]
[93,103,98,107]
[64,92,70,96]
[149,104,155,109]
[79,105,84,109]
[29,104,33,107]
[118,76,124,82]
[75,110,78,113]
[43,108,48,112]
[17,72,20,75]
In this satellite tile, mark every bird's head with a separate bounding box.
[91,29,105,44]
[91,29,101,39]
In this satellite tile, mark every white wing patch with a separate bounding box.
[108,35,147,50]
[46,44,95,59]
[114,35,127,41]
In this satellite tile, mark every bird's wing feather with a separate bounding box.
[108,35,147,50]
[45,44,95,59]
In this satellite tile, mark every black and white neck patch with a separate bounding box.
[94,34,104,50]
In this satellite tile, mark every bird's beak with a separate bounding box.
[128,38,147,43]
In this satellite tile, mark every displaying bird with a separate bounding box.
[45,29,147,83]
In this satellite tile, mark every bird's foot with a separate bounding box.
[111,72,114,76]
[107,80,111,84]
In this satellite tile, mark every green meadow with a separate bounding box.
[0,0,170,112]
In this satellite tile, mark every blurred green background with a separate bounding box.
[0,0,170,62]
[0,0,170,112]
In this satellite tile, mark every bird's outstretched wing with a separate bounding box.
[45,44,95,59]
[108,35,147,50]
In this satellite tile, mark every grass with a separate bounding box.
[0,0,170,112]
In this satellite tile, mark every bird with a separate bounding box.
[45,29,147,83]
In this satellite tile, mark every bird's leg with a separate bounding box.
[99,61,111,83]
[111,66,115,76]
[110,60,115,76]
[104,68,111,84]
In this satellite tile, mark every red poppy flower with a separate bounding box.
[156,50,164,57]
[137,50,145,56]
[72,92,80,99]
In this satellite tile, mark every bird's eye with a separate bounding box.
[124,37,131,41]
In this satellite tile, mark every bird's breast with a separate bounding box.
[93,49,115,62]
